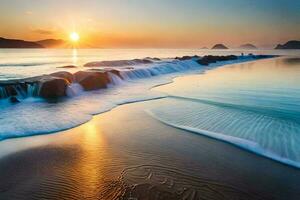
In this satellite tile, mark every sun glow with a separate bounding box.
[70,32,80,42]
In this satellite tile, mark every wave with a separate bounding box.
[168,95,300,123]
[0,61,67,67]
[146,96,300,168]
[0,55,265,141]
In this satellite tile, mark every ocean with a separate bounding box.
[0,48,299,168]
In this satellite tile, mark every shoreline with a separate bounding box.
[0,98,299,199]
[0,55,275,143]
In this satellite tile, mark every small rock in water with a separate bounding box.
[57,65,77,69]
[10,96,20,103]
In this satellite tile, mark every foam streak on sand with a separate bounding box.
[0,55,261,140]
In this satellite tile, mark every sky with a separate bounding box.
[0,0,299,48]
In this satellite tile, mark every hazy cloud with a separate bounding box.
[25,11,33,15]
[32,29,54,35]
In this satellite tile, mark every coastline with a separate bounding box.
[0,99,299,199]
[0,56,299,199]
[0,55,275,142]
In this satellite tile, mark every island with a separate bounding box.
[239,44,257,49]
[275,40,300,49]
[0,37,43,48]
[211,44,228,49]
[36,39,65,48]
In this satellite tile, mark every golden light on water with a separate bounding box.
[70,32,80,42]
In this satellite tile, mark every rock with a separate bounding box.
[74,71,111,90]
[144,57,161,61]
[197,55,238,65]
[38,77,69,98]
[84,59,153,67]
[57,65,77,69]
[107,69,123,79]
[211,44,228,49]
[50,71,74,83]
[175,55,200,61]
[275,40,300,49]
[9,96,20,103]
[4,85,18,96]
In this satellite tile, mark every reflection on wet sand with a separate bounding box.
[0,58,300,199]
[0,100,299,200]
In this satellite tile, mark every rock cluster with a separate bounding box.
[197,55,238,65]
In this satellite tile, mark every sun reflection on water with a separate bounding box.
[72,48,78,65]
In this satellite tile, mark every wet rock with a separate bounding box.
[50,71,74,83]
[74,71,111,90]
[57,65,77,69]
[4,85,18,96]
[175,55,200,61]
[38,77,69,98]
[9,96,20,103]
[145,57,161,61]
[197,55,238,65]
[84,59,153,67]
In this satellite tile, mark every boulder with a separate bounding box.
[9,96,20,103]
[175,55,200,61]
[107,69,123,79]
[57,65,77,69]
[197,55,238,65]
[74,71,111,90]
[84,59,153,67]
[3,85,18,96]
[38,77,69,98]
[50,71,74,83]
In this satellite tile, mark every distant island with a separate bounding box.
[0,37,66,48]
[239,44,257,49]
[36,39,65,48]
[212,44,228,49]
[0,37,43,48]
[275,40,300,49]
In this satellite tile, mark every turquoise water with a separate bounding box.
[149,56,300,168]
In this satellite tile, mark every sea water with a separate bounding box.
[149,56,300,168]
[0,48,299,168]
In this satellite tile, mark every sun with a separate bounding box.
[70,32,80,42]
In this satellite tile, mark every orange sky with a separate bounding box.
[0,0,299,48]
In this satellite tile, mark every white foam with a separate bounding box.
[147,110,300,169]
[0,56,259,141]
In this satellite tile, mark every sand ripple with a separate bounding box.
[117,165,267,200]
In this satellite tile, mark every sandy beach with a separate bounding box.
[1,1,300,199]
[0,98,299,200]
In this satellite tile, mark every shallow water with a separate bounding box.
[0,48,298,80]
[150,56,300,168]
[0,48,299,169]
[0,99,299,200]
[0,52,260,140]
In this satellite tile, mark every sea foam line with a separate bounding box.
[0,56,272,141]
[146,110,300,169]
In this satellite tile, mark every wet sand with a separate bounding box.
[0,100,299,200]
